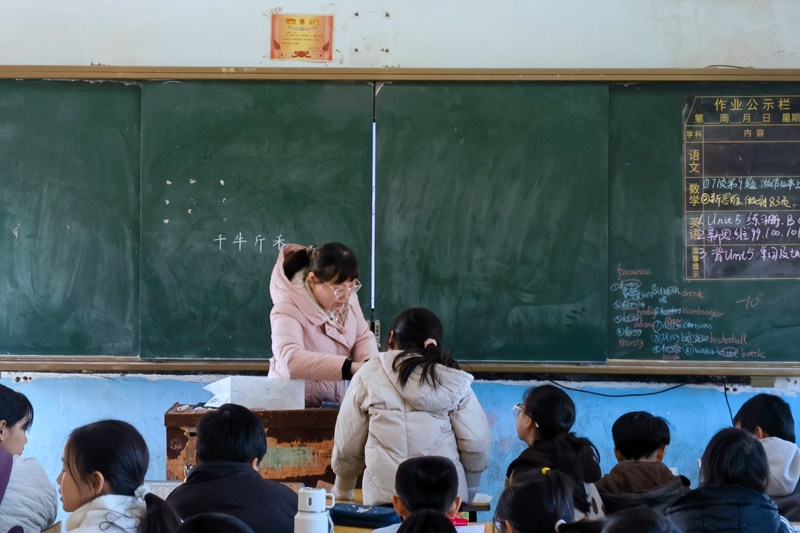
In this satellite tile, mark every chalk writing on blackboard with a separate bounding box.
[611,271,764,360]
[684,95,800,280]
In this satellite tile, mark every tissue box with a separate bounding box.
[204,376,305,410]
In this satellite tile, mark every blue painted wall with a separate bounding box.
[4,374,797,523]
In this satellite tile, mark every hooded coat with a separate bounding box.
[331,351,491,505]
[268,244,377,406]
[595,460,690,514]
[65,494,145,533]
[665,485,793,533]
[761,437,800,520]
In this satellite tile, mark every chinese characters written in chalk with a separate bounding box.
[214,233,285,252]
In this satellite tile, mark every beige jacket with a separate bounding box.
[268,244,377,406]
[332,351,491,505]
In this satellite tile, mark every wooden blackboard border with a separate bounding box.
[1,356,800,376]
[0,66,799,82]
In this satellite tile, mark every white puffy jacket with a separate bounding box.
[332,351,491,505]
[0,456,58,533]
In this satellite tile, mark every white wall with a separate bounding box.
[0,0,798,69]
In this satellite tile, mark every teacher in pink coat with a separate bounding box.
[268,243,378,407]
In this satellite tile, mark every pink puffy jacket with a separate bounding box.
[268,244,378,406]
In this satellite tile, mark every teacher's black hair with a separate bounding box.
[283,242,359,284]
[390,307,460,388]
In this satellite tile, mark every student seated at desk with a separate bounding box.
[734,394,800,521]
[494,469,604,533]
[166,404,297,533]
[595,412,689,514]
[57,420,180,533]
[0,385,58,533]
[331,308,491,506]
[665,428,793,533]
[506,385,603,521]
[373,457,462,533]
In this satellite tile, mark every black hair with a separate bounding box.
[612,412,671,460]
[700,427,769,492]
[65,420,149,497]
[734,394,796,443]
[0,384,34,431]
[602,508,681,533]
[176,513,255,533]
[495,471,603,533]
[196,403,267,464]
[140,493,182,533]
[518,385,601,514]
[390,307,460,388]
[395,456,460,513]
[397,510,456,533]
[283,242,359,284]
[65,420,181,533]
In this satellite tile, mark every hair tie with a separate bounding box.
[541,467,550,475]
[306,245,317,256]
[423,338,437,348]
[134,484,150,501]
[554,519,566,532]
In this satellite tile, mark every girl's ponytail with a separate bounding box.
[551,432,600,515]
[389,308,459,388]
[140,493,181,533]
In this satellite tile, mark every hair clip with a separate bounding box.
[554,519,566,532]
[306,245,318,256]
[541,467,550,475]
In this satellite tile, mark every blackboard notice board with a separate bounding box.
[684,95,800,279]
[0,81,140,355]
[375,83,609,362]
[610,83,800,362]
[140,82,373,359]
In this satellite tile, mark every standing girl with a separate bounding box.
[332,307,491,505]
[269,243,378,406]
[58,420,179,533]
[506,385,604,520]
[0,385,58,533]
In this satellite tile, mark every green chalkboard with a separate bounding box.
[609,83,800,362]
[140,82,373,358]
[375,83,609,362]
[0,80,140,355]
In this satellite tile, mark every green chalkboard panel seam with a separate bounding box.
[375,82,609,362]
[139,81,374,358]
[0,80,140,355]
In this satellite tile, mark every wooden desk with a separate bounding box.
[165,403,338,486]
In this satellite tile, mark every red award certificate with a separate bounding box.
[271,14,334,61]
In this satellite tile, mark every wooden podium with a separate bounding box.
[164,402,338,486]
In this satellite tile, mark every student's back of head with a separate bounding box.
[196,404,267,464]
[397,510,456,533]
[612,412,671,461]
[395,456,460,515]
[390,307,460,388]
[496,470,604,533]
[701,427,768,491]
[734,394,796,443]
[602,508,682,533]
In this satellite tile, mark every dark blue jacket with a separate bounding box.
[665,485,792,533]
